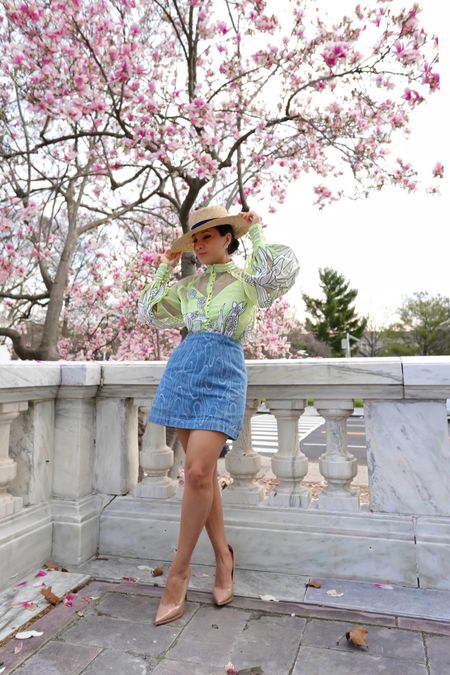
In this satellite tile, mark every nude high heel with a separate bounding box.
[213,544,235,607]
[154,569,191,626]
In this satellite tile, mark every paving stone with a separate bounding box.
[82,648,157,674]
[58,604,198,657]
[228,612,307,674]
[425,634,450,673]
[304,577,450,621]
[9,641,101,675]
[151,659,226,675]
[292,645,428,675]
[166,605,250,665]
[167,604,305,672]
[301,618,426,663]
[96,592,158,622]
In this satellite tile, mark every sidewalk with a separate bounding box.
[1,560,450,674]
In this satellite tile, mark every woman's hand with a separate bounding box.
[240,210,261,226]
[161,249,182,268]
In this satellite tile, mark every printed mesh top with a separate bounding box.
[138,223,299,342]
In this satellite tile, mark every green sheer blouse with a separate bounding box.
[138,223,299,342]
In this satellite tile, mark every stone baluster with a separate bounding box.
[222,400,265,505]
[315,399,359,511]
[268,400,310,508]
[133,402,177,498]
[0,401,28,518]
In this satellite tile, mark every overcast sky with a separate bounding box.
[258,0,449,328]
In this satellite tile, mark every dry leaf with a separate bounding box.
[40,586,61,606]
[44,560,60,571]
[152,567,164,577]
[346,626,369,650]
[306,580,321,588]
[15,630,43,639]
[327,589,344,597]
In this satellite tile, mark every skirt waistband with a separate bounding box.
[183,331,243,350]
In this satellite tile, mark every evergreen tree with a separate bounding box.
[302,268,367,356]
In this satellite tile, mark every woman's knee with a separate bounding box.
[184,462,214,490]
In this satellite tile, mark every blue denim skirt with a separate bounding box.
[149,332,247,440]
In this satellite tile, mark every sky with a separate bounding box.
[258,0,449,328]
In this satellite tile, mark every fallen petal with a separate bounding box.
[122,576,138,583]
[14,641,23,654]
[191,570,209,578]
[327,590,344,597]
[64,593,76,607]
[14,601,35,610]
[14,581,28,588]
[137,565,153,571]
[15,630,43,639]
[259,594,279,602]
[0,666,6,673]
[34,570,47,578]
[371,583,394,590]
[224,662,238,675]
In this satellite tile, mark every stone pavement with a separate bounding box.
[1,577,450,675]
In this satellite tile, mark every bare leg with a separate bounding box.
[157,429,228,609]
[176,429,233,590]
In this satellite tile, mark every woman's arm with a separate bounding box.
[138,250,185,329]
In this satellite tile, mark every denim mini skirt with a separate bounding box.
[149,332,247,440]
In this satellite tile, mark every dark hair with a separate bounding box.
[215,224,240,255]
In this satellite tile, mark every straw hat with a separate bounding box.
[170,206,250,253]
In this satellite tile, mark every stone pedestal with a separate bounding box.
[315,400,359,512]
[133,409,177,499]
[268,400,310,508]
[366,400,450,515]
[222,401,265,506]
[0,402,28,519]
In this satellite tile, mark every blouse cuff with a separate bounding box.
[154,262,172,283]
[248,222,265,246]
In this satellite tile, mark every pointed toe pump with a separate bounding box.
[154,569,191,626]
[213,544,235,607]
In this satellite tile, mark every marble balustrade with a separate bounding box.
[0,356,449,590]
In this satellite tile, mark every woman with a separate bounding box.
[138,205,299,626]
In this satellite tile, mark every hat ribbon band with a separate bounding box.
[191,218,215,232]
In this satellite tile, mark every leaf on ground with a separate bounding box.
[259,594,279,602]
[327,589,344,597]
[44,560,61,571]
[371,583,394,589]
[152,567,164,577]
[15,630,43,639]
[40,586,61,606]
[14,641,23,654]
[346,626,369,650]
[305,580,321,588]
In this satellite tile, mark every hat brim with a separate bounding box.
[170,214,250,253]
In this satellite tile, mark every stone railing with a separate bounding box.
[1,357,449,590]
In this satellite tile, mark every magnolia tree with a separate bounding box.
[0,0,441,360]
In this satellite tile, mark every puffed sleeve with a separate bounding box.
[138,263,185,329]
[242,223,300,307]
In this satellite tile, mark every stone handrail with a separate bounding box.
[1,356,449,590]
